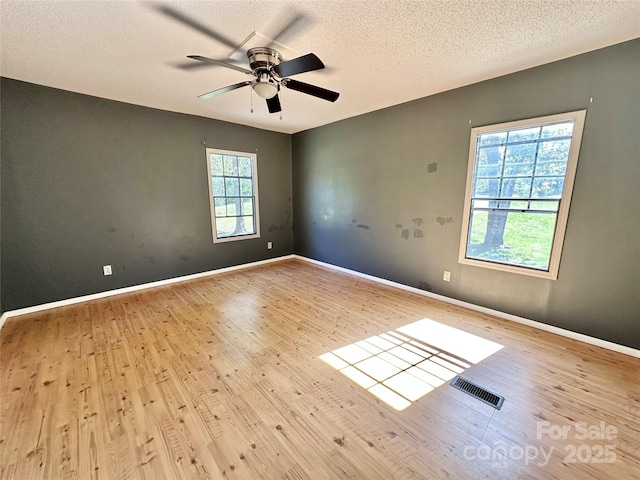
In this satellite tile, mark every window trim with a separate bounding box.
[458,110,587,280]
[205,148,261,244]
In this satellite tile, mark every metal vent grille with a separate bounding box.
[450,376,505,410]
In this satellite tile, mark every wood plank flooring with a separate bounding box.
[1,259,638,479]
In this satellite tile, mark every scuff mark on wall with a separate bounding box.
[357,224,370,230]
[397,219,426,240]
[418,281,432,291]
[427,163,438,173]
[436,216,455,226]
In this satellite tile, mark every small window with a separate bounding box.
[206,148,260,243]
[459,111,586,279]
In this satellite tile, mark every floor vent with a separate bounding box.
[450,376,505,410]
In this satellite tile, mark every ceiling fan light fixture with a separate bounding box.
[253,80,278,99]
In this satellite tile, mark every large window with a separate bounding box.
[459,111,586,279]
[206,148,260,243]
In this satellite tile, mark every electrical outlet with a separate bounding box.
[443,271,451,282]
[267,241,273,249]
[103,265,112,276]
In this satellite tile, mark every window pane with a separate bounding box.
[216,216,254,238]
[507,126,540,143]
[239,178,253,196]
[476,165,501,179]
[532,177,565,198]
[215,217,236,238]
[535,160,567,177]
[210,154,223,175]
[243,216,256,234]
[242,198,253,216]
[541,122,573,139]
[225,178,239,196]
[471,198,497,210]
[500,177,532,198]
[225,198,240,216]
[536,139,570,175]
[238,157,253,177]
[214,198,226,217]
[478,132,507,146]
[466,209,556,270]
[477,146,504,168]
[531,200,559,211]
[473,178,500,198]
[507,200,529,210]
[504,143,536,175]
[212,177,225,197]
[223,155,238,176]
[503,163,534,177]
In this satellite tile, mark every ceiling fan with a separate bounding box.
[151,4,339,114]
[187,48,339,113]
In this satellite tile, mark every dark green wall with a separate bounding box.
[1,78,293,311]
[292,39,640,349]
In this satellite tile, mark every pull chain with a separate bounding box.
[250,87,254,114]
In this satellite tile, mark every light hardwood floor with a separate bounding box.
[1,259,638,479]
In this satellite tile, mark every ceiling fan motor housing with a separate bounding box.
[248,47,282,77]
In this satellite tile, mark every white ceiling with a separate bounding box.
[2,1,639,134]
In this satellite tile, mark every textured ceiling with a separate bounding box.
[1,1,639,134]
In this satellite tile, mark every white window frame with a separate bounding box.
[458,110,586,279]
[205,148,261,243]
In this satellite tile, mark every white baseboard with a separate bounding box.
[293,255,640,359]
[0,255,295,330]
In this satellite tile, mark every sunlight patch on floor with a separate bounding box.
[319,318,503,411]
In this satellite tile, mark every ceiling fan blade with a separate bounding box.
[187,55,252,75]
[274,54,325,78]
[198,81,253,100]
[283,79,339,102]
[154,6,238,50]
[266,94,282,114]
